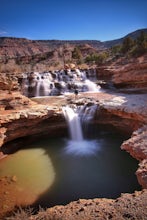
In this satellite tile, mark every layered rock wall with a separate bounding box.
[112,62,147,89]
[121,126,147,188]
[96,94,147,134]
[0,92,65,151]
[95,55,147,91]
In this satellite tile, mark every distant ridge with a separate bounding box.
[103,28,147,48]
[0,28,146,50]
[0,28,146,61]
[37,39,104,50]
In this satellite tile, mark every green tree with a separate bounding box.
[121,37,134,54]
[130,31,147,56]
[85,53,97,63]
[111,45,121,56]
[137,31,147,46]
[96,52,109,65]
[85,52,109,65]
[72,47,82,60]
[135,31,147,54]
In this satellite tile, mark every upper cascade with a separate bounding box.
[21,68,101,97]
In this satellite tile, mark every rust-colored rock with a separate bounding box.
[136,159,147,188]
[121,126,147,189]
[112,55,147,89]
[29,190,147,220]
[121,126,147,161]
[0,91,66,153]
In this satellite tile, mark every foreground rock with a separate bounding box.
[0,92,66,152]
[121,126,147,188]
[28,190,147,220]
[3,191,147,219]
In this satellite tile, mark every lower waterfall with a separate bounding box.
[62,106,83,141]
[62,104,98,156]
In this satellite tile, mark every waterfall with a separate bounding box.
[79,104,97,123]
[85,79,100,92]
[62,104,99,156]
[36,80,42,97]
[62,106,83,141]
[62,104,97,140]
[35,75,51,97]
[78,104,97,138]
[22,68,101,97]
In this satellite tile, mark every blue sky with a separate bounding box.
[0,0,146,41]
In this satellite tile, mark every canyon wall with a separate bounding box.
[121,126,147,189]
[96,54,147,91]
[0,92,65,150]
[112,61,147,89]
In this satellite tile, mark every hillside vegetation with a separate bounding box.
[0,29,146,73]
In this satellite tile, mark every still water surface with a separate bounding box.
[0,130,140,208]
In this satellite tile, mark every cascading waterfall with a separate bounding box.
[79,103,97,123]
[62,104,98,156]
[85,79,100,92]
[21,68,101,97]
[79,104,97,137]
[35,74,53,97]
[62,106,83,141]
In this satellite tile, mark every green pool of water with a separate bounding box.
[0,129,141,208]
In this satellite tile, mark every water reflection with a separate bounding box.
[0,148,55,205]
[0,131,141,211]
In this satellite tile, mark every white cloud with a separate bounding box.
[0,30,8,36]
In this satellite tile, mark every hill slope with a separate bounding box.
[0,28,146,72]
[0,28,146,59]
[103,28,147,48]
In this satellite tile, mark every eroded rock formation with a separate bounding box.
[0,92,65,150]
[29,190,147,220]
[95,55,147,92]
[112,61,147,89]
[96,93,147,134]
[121,126,147,188]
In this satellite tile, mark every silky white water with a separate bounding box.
[85,79,100,92]
[62,106,83,141]
[22,68,101,97]
[62,105,98,156]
